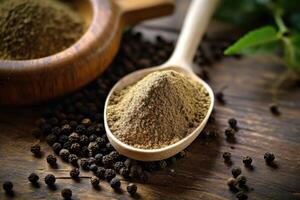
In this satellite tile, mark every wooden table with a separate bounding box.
[1,1,300,200]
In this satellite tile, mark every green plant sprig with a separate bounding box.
[224,1,300,72]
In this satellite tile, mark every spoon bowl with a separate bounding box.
[104,65,214,161]
[104,0,219,161]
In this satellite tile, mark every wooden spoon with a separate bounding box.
[0,0,174,105]
[104,0,219,161]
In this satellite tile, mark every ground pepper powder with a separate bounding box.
[107,70,211,149]
[0,0,85,60]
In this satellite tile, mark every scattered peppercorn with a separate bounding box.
[2,181,13,193]
[109,151,120,161]
[45,174,56,185]
[95,167,106,179]
[176,150,186,159]
[59,149,70,161]
[264,152,275,164]
[70,143,81,154]
[236,191,248,200]
[30,144,41,156]
[225,128,235,138]
[90,176,100,188]
[102,155,114,167]
[231,167,242,178]
[222,152,231,161]
[52,142,62,154]
[216,91,225,104]
[114,162,125,172]
[28,173,39,184]
[158,160,167,169]
[61,188,72,199]
[80,158,90,170]
[227,177,236,188]
[127,183,137,195]
[69,132,80,143]
[70,168,80,179]
[110,177,121,189]
[130,165,143,179]
[95,154,103,165]
[120,167,130,179]
[237,175,247,186]
[68,154,79,166]
[269,103,280,116]
[46,154,57,166]
[104,169,116,181]
[228,118,237,129]
[242,156,252,167]
[46,134,57,146]
[89,164,98,172]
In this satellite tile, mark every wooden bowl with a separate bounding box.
[0,0,174,106]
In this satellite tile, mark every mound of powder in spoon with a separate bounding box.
[107,70,211,149]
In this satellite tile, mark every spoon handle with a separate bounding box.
[166,0,219,70]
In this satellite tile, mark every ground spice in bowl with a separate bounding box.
[0,0,85,60]
[107,70,211,149]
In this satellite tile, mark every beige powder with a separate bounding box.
[107,70,210,149]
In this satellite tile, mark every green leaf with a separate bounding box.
[224,26,280,55]
[283,35,300,70]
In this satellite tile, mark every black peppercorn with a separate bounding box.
[46,154,57,166]
[269,103,280,116]
[236,191,248,200]
[130,165,143,179]
[51,126,61,135]
[124,159,136,168]
[89,164,98,172]
[228,118,237,129]
[61,188,72,199]
[176,150,186,159]
[70,143,81,154]
[30,144,41,156]
[114,161,125,172]
[45,174,56,185]
[225,128,235,138]
[223,152,231,161]
[90,176,100,187]
[120,167,130,179]
[79,135,89,146]
[59,135,69,144]
[80,158,90,170]
[95,137,106,147]
[82,118,92,126]
[227,177,236,188]
[95,167,106,179]
[88,142,99,154]
[3,181,13,193]
[127,183,137,195]
[110,177,121,189]
[95,153,103,165]
[70,168,80,179]
[68,154,79,166]
[109,151,120,161]
[28,173,39,184]
[237,175,247,186]
[59,149,70,161]
[102,155,114,167]
[76,125,86,134]
[104,169,116,181]
[61,124,72,134]
[242,156,252,166]
[106,142,114,151]
[231,167,242,178]
[216,91,225,104]
[69,132,80,143]
[158,160,167,169]
[52,142,62,154]
[264,152,275,164]
[63,141,72,150]
[80,146,90,157]
[89,134,97,142]
[46,134,57,146]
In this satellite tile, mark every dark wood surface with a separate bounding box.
[1,1,300,200]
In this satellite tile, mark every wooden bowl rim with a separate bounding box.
[0,0,114,73]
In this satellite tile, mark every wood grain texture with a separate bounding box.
[0,51,299,200]
[0,1,300,200]
[0,0,174,106]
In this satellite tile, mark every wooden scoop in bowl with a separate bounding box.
[0,0,174,106]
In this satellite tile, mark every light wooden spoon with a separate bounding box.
[104,0,219,161]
